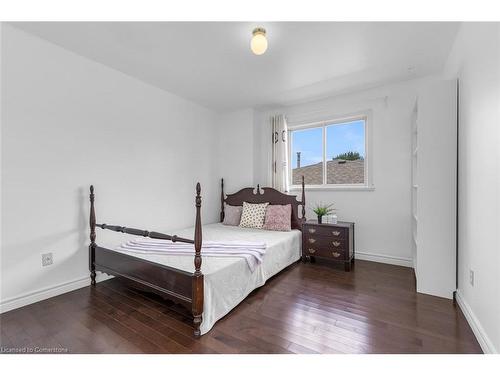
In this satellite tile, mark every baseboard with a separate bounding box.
[356,251,413,268]
[455,289,497,354]
[0,273,112,314]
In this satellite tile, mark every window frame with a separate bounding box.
[288,113,373,191]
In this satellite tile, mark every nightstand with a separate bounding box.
[302,220,355,271]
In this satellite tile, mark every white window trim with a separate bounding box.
[288,112,374,191]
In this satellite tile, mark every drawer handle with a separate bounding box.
[332,241,341,247]
[332,251,341,258]
[308,248,316,254]
[308,228,316,234]
[332,231,341,236]
[308,238,316,244]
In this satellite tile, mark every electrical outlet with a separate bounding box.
[469,269,474,286]
[42,253,53,267]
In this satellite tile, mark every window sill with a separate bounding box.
[289,185,375,192]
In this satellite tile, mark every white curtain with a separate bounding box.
[271,114,289,192]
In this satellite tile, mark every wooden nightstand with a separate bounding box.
[302,220,355,271]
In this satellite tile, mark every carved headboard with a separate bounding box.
[220,177,306,230]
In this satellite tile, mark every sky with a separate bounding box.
[291,119,365,169]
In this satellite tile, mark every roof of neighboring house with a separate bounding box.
[292,159,365,185]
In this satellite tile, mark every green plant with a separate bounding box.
[312,202,335,217]
[333,151,363,161]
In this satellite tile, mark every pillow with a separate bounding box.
[223,204,243,226]
[239,202,269,229]
[262,204,292,232]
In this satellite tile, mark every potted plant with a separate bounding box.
[312,203,335,224]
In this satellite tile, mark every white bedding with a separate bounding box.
[109,223,302,335]
[116,238,267,272]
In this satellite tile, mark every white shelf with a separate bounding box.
[411,81,457,298]
[411,99,419,268]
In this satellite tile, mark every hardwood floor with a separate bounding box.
[0,260,482,354]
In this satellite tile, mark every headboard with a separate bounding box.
[220,176,306,230]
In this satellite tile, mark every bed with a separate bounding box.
[89,178,306,336]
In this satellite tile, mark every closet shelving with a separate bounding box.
[410,80,457,299]
[411,102,419,272]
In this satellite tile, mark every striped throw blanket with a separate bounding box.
[117,239,267,272]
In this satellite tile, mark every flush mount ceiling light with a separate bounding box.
[250,27,268,55]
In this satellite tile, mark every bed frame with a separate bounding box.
[89,177,305,337]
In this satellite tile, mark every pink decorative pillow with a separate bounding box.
[262,204,292,231]
[223,204,243,226]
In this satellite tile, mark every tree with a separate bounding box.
[333,151,363,161]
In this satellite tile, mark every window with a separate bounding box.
[289,116,368,188]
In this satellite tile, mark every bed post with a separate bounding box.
[192,182,204,337]
[301,175,306,222]
[89,185,96,286]
[220,178,225,222]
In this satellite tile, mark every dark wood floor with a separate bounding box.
[0,259,482,354]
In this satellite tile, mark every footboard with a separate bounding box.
[88,184,204,337]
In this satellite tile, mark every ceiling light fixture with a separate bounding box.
[251,27,268,55]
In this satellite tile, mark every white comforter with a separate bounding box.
[110,223,302,335]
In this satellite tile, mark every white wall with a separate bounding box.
[254,79,440,267]
[216,109,255,194]
[0,24,219,312]
[0,24,3,301]
[444,22,500,354]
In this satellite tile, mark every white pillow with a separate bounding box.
[239,202,269,229]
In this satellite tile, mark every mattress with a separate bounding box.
[109,223,302,335]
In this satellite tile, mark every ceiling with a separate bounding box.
[13,22,460,112]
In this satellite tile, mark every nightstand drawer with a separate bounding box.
[304,246,346,260]
[304,236,347,250]
[304,225,347,238]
